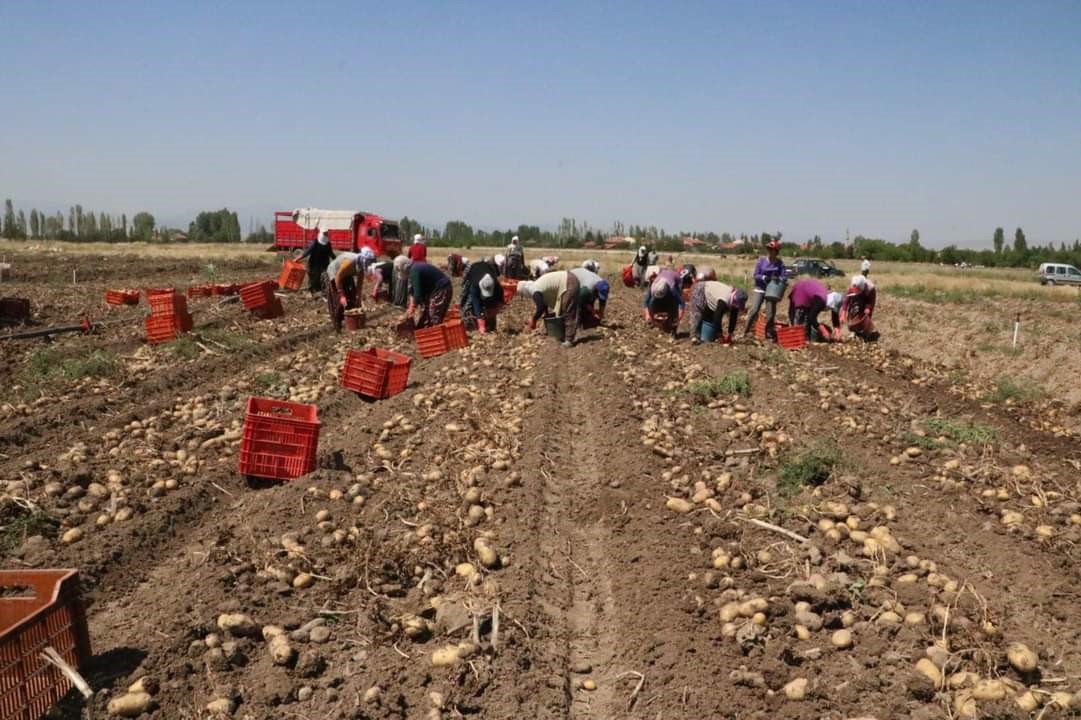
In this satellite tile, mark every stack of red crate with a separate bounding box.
[240,280,282,319]
[238,397,320,481]
[144,289,192,344]
[105,289,140,306]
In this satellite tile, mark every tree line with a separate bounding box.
[3,198,1078,269]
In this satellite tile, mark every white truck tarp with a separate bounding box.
[290,208,358,232]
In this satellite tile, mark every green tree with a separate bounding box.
[910,229,920,246]
[1014,227,1027,254]
[2,199,15,238]
[187,208,242,243]
[132,212,155,242]
[83,211,97,239]
[15,210,27,239]
[120,213,128,239]
[442,220,475,247]
[993,227,1004,254]
[29,209,39,239]
[75,205,84,237]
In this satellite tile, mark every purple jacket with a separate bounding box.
[789,278,827,309]
[752,256,787,290]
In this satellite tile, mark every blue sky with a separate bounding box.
[1,0,1079,247]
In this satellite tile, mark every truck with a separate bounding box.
[274,209,402,258]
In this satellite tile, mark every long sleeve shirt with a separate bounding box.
[788,278,828,310]
[327,252,364,288]
[529,271,570,315]
[752,256,787,290]
[643,269,684,309]
[409,262,450,303]
[300,240,335,265]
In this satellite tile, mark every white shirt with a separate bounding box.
[860,259,871,273]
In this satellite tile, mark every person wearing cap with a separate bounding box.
[324,249,371,332]
[581,259,601,274]
[687,281,748,345]
[298,229,336,294]
[860,257,872,277]
[841,274,879,341]
[506,235,526,279]
[407,233,427,263]
[570,267,610,329]
[787,277,842,342]
[643,269,685,338]
[743,240,787,340]
[406,261,452,329]
[391,254,412,308]
[460,259,504,333]
[517,270,580,347]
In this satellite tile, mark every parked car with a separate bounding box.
[787,258,844,278]
[1038,263,1081,286]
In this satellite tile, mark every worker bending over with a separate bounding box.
[841,275,879,341]
[787,278,842,342]
[324,247,373,332]
[460,259,504,333]
[518,270,580,347]
[570,267,610,329]
[643,269,685,338]
[688,281,748,345]
[406,261,452,329]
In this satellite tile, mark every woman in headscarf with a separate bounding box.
[841,275,879,341]
[788,277,842,342]
[298,229,335,294]
[324,247,373,331]
[391,255,411,308]
[570,266,610,329]
[687,281,748,345]
[517,270,580,347]
[632,246,650,287]
[643,269,685,338]
[406,261,452,329]
[743,240,787,340]
[460,258,504,333]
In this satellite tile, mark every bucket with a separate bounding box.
[343,309,366,331]
[544,316,565,341]
[700,320,718,342]
[765,279,787,301]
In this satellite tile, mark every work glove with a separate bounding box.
[339,294,348,306]
[527,319,537,331]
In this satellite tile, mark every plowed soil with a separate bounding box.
[3,251,1081,720]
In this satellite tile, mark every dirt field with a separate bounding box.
[3,246,1081,720]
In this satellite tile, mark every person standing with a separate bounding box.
[406,261,452,328]
[408,234,428,263]
[743,240,787,340]
[299,229,335,294]
[391,255,412,308]
[518,270,580,347]
[632,246,650,287]
[860,257,872,277]
[506,236,525,279]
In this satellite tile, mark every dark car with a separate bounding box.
[787,258,844,278]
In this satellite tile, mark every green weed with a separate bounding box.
[168,338,202,361]
[924,417,996,445]
[778,443,839,495]
[23,348,117,383]
[687,370,751,401]
[984,376,1044,404]
[255,371,283,390]
[0,502,58,553]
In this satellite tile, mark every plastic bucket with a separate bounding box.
[544,316,566,341]
[700,320,718,342]
[343,310,366,331]
[765,279,787,301]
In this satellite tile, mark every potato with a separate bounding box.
[915,658,942,688]
[783,677,808,700]
[666,497,694,514]
[1007,642,1038,673]
[217,613,256,637]
[269,634,295,665]
[831,629,853,649]
[431,645,461,666]
[62,528,84,544]
[970,679,1007,701]
[107,692,153,717]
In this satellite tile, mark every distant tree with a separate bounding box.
[120,213,128,239]
[132,212,155,242]
[442,220,475,247]
[910,229,920,246]
[68,207,75,234]
[1014,227,1027,254]
[28,209,39,239]
[83,211,97,239]
[15,210,27,239]
[2,199,15,238]
[245,223,274,244]
[993,227,1004,254]
[100,213,113,238]
[75,205,84,237]
[940,245,960,265]
[188,208,242,243]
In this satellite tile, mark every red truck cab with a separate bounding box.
[274,209,402,258]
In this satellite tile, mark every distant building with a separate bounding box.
[681,237,706,249]
[173,232,188,242]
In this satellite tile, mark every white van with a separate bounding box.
[1038,263,1081,286]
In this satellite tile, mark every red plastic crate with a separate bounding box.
[0,569,92,720]
[145,312,193,344]
[277,260,306,291]
[147,291,187,317]
[777,325,807,350]
[240,281,276,311]
[502,280,518,304]
[187,285,213,299]
[214,283,240,296]
[444,319,469,350]
[340,348,412,399]
[414,325,448,359]
[105,289,139,306]
[253,297,283,320]
[238,397,320,481]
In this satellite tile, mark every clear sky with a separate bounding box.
[2,0,1079,247]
